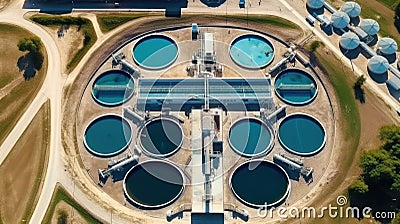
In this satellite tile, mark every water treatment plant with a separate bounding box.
[4,0,400,223]
[76,25,334,223]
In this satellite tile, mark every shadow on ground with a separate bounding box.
[17,52,43,80]
[368,69,388,84]
[339,45,361,60]
[199,0,226,7]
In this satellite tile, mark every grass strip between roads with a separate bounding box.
[96,13,158,32]
[30,15,97,73]
[42,186,102,224]
[309,48,361,207]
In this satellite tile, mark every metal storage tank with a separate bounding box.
[340,32,360,50]
[340,1,361,18]
[331,11,350,29]
[368,55,389,74]
[378,37,398,55]
[306,0,324,9]
[360,19,380,36]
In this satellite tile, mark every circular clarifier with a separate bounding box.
[274,68,318,105]
[278,113,326,156]
[84,114,132,157]
[92,70,134,106]
[229,118,274,157]
[230,160,290,207]
[139,117,183,157]
[132,34,178,70]
[230,34,275,69]
[123,160,185,208]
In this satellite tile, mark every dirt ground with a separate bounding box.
[51,201,88,224]
[0,23,47,145]
[0,101,50,223]
[0,24,27,90]
[44,25,84,74]
[0,0,10,10]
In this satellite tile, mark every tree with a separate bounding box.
[359,125,400,198]
[354,75,366,89]
[395,2,400,32]
[57,210,68,224]
[310,41,321,52]
[353,75,366,103]
[349,179,369,195]
[17,37,41,53]
[380,125,400,157]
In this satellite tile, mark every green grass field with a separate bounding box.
[223,14,301,30]
[376,0,400,9]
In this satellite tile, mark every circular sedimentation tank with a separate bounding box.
[132,34,178,70]
[123,160,185,208]
[230,160,290,207]
[230,34,275,69]
[92,70,134,106]
[228,118,274,157]
[274,68,318,105]
[84,114,132,157]
[278,113,326,156]
[139,117,183,157]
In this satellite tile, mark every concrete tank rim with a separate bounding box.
[132,33,179,70]
[229,33,276,70]
[273,68,319,105]
[83,113,133,158]
[139,116,184,158]
[123,159,185,209]
[91,69,135,107]
[229,159,291,208]
[277,112,327,156]
[228,117,274,157]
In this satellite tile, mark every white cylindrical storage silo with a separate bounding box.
[378,37,398,55]
[306,0,325,9]
[368,55,389,74]
[340,32,360,50]
[340,1,361,18]
[360,19,380,36]
[331,11,350,29]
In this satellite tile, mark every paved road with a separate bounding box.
[0,0,66,223]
